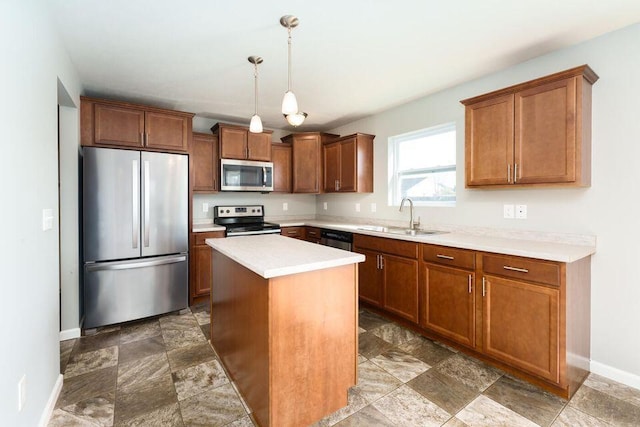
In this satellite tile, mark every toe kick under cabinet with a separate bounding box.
[356,238,591,398]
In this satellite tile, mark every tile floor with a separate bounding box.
[50,305,640,426]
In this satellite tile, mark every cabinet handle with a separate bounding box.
[514,163,518,183]
[140,132,144,145]
[436,254,454,260]
[482,277,486,297]
[503,265,529,273]
[145,133,149,146]
[375,254,380,269]
[468,274,472,293]
[380,255,384,269]
[287,230,297,234]
[507,164,511,183]
[337,180,340,191]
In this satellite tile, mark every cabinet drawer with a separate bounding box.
[353,234,418,259]
[483,253,560,287]
[281,226,305,239]
[194,231,225,245]
[305,227,321,241]
[423,245,475,270]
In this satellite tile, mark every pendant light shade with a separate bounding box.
[248,56,263,133]
[281,91,298,116]
[280,15,306,126]
[285,112,307,127]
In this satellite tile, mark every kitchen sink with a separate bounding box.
[357,225,447,236]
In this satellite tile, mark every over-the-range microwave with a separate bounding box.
[220,158,274,192]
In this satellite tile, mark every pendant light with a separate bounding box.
[248,56,263,133]
[280,15,307,127]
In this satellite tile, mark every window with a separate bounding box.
[388,123,456,206]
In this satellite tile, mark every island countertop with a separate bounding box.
[206,234,365,279]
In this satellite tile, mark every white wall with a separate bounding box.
[0,1,81,425]
[321,23,640,387]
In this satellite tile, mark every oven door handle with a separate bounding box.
[263,167,267,187]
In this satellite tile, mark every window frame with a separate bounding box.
[388,122,457,207]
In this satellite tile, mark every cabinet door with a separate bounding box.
[247,132,272,161]
[192,133,218,191]
[356,248,383,307]
[281,226,305,240]
[305,227,321,243]
[339,137,357,192]
[219,127,248,159]
[382,254,419,323]
[292,134,321,193]
[94,103,145,148]
[271,143,292,193]
[323,142,340,192]
[145,111,189,152]
[422,264,475,348]
[515,77,577,184]
[194,243,213,297]
[465,94,514,186]
[483,275,559,382]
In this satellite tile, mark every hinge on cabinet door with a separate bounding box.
[482,277,486,297]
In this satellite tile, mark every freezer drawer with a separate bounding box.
[84,254,188,329]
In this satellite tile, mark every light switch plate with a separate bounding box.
[323,202,328,210]
[516,204,527,219]
[18,374,26,411]
[202,202,209,213]
[355,203,360,212]
[371,203,377,213]
[282,202,288,211]
[503,204,514,219]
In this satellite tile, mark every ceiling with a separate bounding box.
[50,1,640,132]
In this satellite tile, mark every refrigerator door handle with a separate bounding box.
[143,160,150,247]
[85,254,187,272]
[132,160,139,249]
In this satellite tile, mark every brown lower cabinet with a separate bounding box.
[305,227,321,243]
[356,236,590,398]
[353,235,419,324]
[280,226,305,240]
[189,231,225,305]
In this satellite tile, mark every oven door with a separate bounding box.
[220,159,274,192]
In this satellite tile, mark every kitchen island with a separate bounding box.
[206,234,365,427]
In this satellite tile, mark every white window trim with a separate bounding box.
[388,122,456,207]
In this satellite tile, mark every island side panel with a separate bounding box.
[269,264,358,427]
[210,249,271,425]
[565,256,591,396]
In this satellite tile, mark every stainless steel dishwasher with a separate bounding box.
[320,229,353,251]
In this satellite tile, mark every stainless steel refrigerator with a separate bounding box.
[82,147,188,329]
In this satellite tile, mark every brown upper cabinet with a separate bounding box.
[271,142,292,193]
[461,65,598,188]
[323,133,374,193]
[81,97,193,153]
[211,123,272,161]
[191,132,219,192]
[281,132,339,193]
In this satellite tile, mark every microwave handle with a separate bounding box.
[263,166,267,186]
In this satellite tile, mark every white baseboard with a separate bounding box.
[591,360,640,390]
[59,328,81,341]
[38,374,63,427]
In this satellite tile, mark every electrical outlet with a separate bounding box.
[503,204,514,219]
[355,203,360,212]
[371,203,377,213]
[42,208,53,231]
[202,202,209,213]
[18,374,26,412]
[323,202,328,210]
[516,204,527,219]
[282,202,288,211]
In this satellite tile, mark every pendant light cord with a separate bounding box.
[254,63,259,115]
[287,27,292,92]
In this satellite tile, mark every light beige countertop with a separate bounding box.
[274,219,596,263]
[206,234,365,279]
[192,221,225,233]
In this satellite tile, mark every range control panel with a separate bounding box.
[214,205,264,218]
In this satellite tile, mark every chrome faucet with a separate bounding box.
[399,198,420,230]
